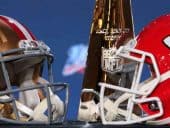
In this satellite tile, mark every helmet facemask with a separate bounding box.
[0,46,69,124]
[99,46,164,125]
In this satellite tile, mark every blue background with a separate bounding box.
[0,0,170,120]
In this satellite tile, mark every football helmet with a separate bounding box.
[0,15,69,124]
[99,14,170,125]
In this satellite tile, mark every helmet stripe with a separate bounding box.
[0,15,34,40]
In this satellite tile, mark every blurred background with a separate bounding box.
[0,0,170,120]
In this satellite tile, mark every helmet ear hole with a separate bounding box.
[32,98,48,121]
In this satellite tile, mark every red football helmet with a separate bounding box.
[0,15,69,124]
[99,14,170,125]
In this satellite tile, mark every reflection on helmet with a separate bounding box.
[0,15,69,124]
[99,14,170,125]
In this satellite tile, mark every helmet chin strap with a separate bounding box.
[32,94,64,122]
[33,77,64,121]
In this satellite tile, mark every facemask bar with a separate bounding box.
[0,46,69,124]
[0,53,20,120]
[0,83,69,124]
[98,46,163,125]
[117,46,161,96]
[46,57,69,123]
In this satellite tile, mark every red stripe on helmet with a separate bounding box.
[0,16,34,40]
[22,23,36,40]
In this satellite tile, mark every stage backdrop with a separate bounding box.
[0,0,170,120]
